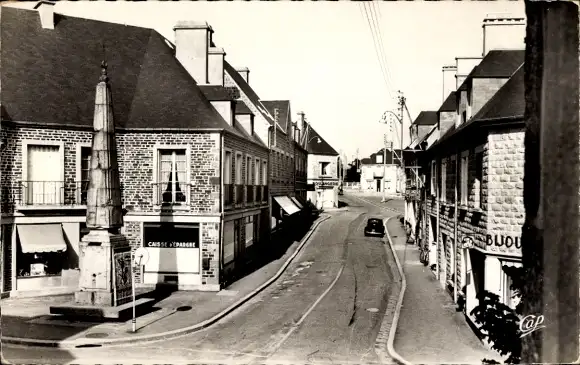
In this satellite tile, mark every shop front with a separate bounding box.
[222,208,267,283]
[2,220,83,296]
[140,222,201,288]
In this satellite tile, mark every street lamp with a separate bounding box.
[378,110,403,203]
[308,136,322,144]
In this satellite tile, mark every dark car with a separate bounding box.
[364,218,385,237]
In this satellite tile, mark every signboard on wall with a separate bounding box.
[112,250,132,306]
[143,224,200,249]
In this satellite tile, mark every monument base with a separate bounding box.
[75,230,132,307]
[49,297,155,321]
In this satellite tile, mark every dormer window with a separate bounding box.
[376,155,383,164]
[462,111,467,125]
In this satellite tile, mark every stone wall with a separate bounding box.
[471,78,510,117]
[485,128,525,257]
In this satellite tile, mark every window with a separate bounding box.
[158,149,187,204]
[450,156,456,203]
[245,215,255,248]
[223,220,235,264]
[80,146,91,204]
[430,161,436,196]
[262,160,267,185]
[254,158,260,185]
[475,150,484,209]
[460,152,469,206]
[25,144,63,205]
[224,151,232,184]
[440,161,447,203]
[320,162,330,176]
[376,154,383,164]
[235,153,243,184]
[246,155,252,185]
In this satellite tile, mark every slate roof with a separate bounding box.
[362,148,403,166]
[198,85,240,101]
[413,111,438,126]
[304,124,339,156]
[261,100,289,133]
[223,61,276,127]
[439,91,457,112]
[458,50,524,91]
[472,65,524,121]
[235,101,254,115]
[1,6,242,136]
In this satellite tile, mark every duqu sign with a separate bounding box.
[486,234,522,249]
[143,223,200,249]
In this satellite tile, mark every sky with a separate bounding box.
[7,1,525,163]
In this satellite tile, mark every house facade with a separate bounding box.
[0,4,269,296]
[301,121,340,209]
[359,149,402,194]
[404,44,526,333]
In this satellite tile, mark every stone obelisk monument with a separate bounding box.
[74,61,131,307]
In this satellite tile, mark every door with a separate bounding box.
[376,179,381,192]
[27,145,61,204]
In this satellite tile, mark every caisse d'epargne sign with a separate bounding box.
[144,241,198,248]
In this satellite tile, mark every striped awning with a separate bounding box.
[274,196,301,216]
[17,224,67,253]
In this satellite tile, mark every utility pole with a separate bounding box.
[382,136,387,201]
[398,91,406,196]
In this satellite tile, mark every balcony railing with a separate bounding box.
[246,185,255,204]
[153,182,190,206]
[224,184,234,207]
[14,181,91,207]
[235,184,244,205]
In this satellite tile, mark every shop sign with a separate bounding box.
[461,236,474,249]
[143,224,199,249]
[486,234,522,249]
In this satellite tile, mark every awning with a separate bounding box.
[290,197,303,210]
[17,224,67,254]
[274,196,301,216]
[502,260,523,268]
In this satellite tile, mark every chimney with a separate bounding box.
[174,21,214,85]
[208,47,226,86]
[236,67,250,84]
[482,13,525,56]
[441,65,457,102]
[297,111,305,132]
[455,57,482,90]
[34,1,56,30]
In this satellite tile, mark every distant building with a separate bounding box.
[359,149,403,194]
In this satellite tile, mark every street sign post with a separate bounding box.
[131,247,149,332]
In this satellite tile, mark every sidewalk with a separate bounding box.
[1,215,330,348]
[386,217,503,364]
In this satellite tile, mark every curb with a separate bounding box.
[1,215,332,349]
[383,216,413,365]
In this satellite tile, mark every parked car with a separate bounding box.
[364,218,385,237]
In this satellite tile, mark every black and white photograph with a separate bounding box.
[1,0,579,364]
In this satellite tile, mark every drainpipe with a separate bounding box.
[219,131,225,285]
[453,154,458,304]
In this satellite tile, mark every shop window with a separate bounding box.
[223,220,235,264]
[16,224,69,278]
[245,216,254,248]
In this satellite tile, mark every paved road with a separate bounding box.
[2,194,402,365]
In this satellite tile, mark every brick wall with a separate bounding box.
[471,78,510,117]
[486,128,525,256]
[224,132,269,205]
[1,125,224,215]
[271,123,295,196]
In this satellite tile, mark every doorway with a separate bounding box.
[375,178,381,192]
